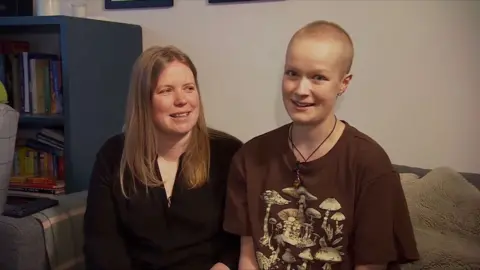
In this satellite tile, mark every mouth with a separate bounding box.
[170,112,191,118]
[291,100,315,108]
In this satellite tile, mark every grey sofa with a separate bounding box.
[0,191,87,270]
[0,214,49,270]
[0,165,478,270]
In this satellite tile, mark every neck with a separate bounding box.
[156,131,191,162]
[291,114,339,150]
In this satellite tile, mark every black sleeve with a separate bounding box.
[218,231,240,270]
[223,151,251,236]
[217,137,243,270]
[83,146,132,270]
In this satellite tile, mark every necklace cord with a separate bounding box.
[288,116,338,187]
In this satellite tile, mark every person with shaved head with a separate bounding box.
[223,20,419,270]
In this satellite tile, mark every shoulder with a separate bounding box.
[209,128,243,159]
[96,133,125,165]
[88,134,124,190]
[344,123,391,162]
[235,124,288,160]
[342,122,395,180]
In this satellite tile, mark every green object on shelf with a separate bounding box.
[0,80,7,104]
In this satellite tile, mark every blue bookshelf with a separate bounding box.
[18,114,64,126]
[1,16,143,193]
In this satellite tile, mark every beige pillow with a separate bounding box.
[399,172,420,182]
[400,166,480,270]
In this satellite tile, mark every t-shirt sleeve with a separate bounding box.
[223,150,251,236]
[353,171,420,266]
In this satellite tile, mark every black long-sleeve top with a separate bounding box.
[83,133,242,270]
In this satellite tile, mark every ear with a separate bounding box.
[338,73,353,96]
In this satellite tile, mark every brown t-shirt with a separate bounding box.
[223,121,419,270]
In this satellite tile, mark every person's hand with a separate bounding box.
[210,262,230,270]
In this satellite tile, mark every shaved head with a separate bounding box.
[288,20,354,75]
[282,20,354,126]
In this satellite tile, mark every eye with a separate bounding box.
[312,74,327,81]
[157,88,172,95]
[184,85,196,92]
[284,70,298,77]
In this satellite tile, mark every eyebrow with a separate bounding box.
[157,82,195,88]
[285,65,330,74]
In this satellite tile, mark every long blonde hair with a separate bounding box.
[119,45,210,197]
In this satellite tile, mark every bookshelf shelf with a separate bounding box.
[19,114,64,126]
[1,16,143,194]
[0,15,66,26]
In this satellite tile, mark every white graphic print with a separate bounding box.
[256,186,345,270]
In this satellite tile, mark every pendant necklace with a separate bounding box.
[288,115,338,188]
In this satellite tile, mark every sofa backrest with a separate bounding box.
[393,164,480,190]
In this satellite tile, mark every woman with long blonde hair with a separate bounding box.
[84,45,242,270]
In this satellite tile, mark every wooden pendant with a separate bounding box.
[293,176,301,189]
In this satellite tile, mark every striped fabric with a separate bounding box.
[32,191,88,270]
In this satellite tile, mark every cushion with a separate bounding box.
[399,167,480,269]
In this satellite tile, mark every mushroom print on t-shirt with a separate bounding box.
[255,184,346,270]
[224,123,420,270]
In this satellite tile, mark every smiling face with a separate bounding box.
[152,61,200,136]
[282,36,352,126]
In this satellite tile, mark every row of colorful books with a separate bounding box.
[0,40,63,115]
[9,178,65,196]
[10,128,65,197]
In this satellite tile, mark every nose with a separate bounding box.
[294,77,311,96]
[173,90,187,106]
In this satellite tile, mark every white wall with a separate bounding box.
[85,0,480,173]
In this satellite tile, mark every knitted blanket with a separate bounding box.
[400,167,480,270]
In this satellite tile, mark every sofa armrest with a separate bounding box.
[32,191,88,270]
[0,190,88,270]
[0,215,49,270]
